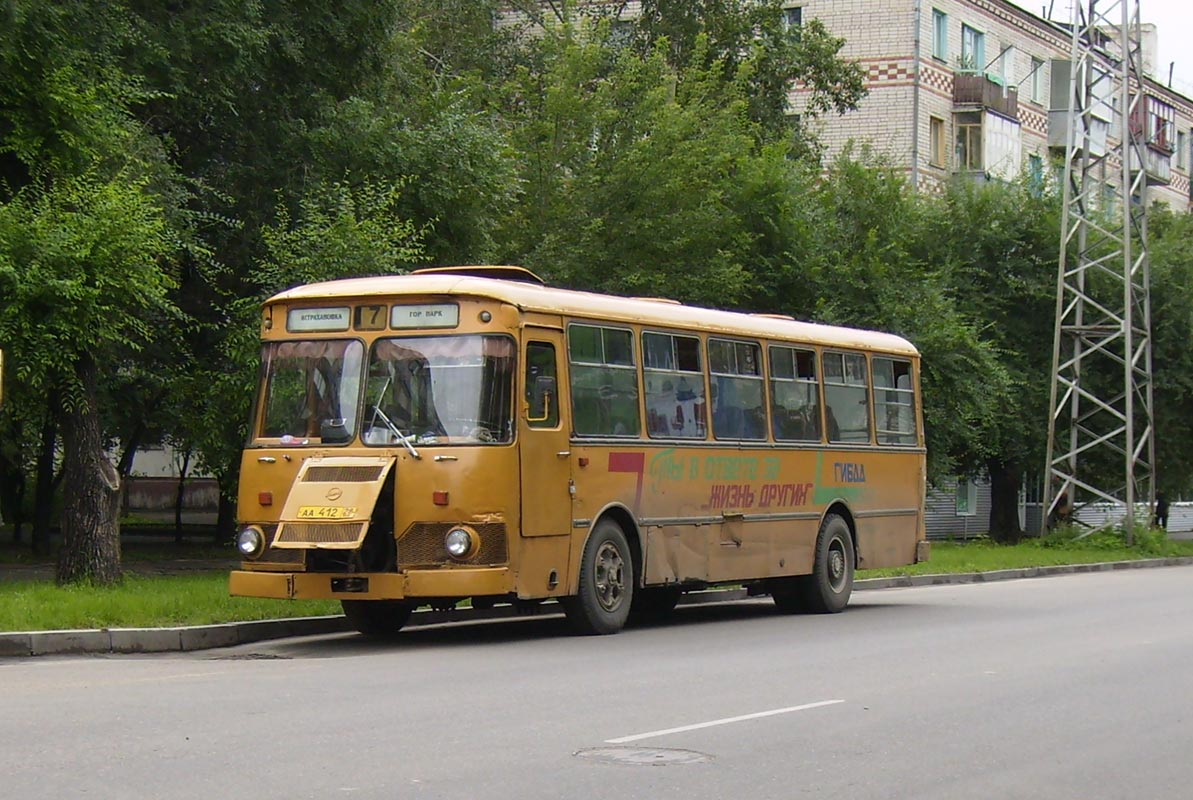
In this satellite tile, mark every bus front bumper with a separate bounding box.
[229,567,513,601]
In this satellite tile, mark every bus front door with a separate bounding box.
[519,330,572,538]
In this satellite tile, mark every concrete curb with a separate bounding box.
[4,557,1192,657]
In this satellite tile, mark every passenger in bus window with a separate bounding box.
[825,404,841,441]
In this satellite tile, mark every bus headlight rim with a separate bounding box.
[444,525,479,560]
[237,525,267,559]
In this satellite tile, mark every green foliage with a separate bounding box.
[256,180,426,292]
[927,177,1061,474]
[632,0,866,140]
[0,171,177,411]
[498,25,802,307]
[0,572,339,631]
[1031,524,1175,556]
[1147,207,1193,497]
[859,536,1193,578]
[781,151,1013,483]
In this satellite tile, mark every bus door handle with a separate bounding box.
[258,457,276,463]
[556,451,571,458]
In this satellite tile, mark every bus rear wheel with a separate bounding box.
[797,514,854,613]
[562,519,634,635]
[341,599,414,636]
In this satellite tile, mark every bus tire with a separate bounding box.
[341,599,414,636]
[797,514,854,613]
[629,586,682,626]
[562,519,634,635]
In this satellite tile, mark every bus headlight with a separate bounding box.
[444,526,478,560]
[237,526,266,559]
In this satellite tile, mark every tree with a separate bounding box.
[631,0,866,142]
[1147,206,1193,498]
[0,174,178,583]
[783,151,1012,487]
[497,22,816,308]
[915,176,1062,541]
[0,1,184,582]
[181,180,426,541]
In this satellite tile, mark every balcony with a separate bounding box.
[954,110,1022,182]
[1128,105,1175,186]
[953,71,1019,120]
[1129,145,1173,186]
[1048,113,1109,158]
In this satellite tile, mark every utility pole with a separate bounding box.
[1044,0,1155,543]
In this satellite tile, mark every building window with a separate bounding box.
[993,44,1012,86]
[930,116,947,167]
[1029,57,1045,104]
[955,111,983,170]
[960,24,984,72]
[781,4,802,31]
[1028,153,1044,192]
[609,19,634,48]
[1178,130,1188,171]
[955,478,977,516]
[932,9,948,61]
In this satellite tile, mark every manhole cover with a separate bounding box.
[574,746,711,766]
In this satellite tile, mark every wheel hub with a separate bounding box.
[594,541,626,611]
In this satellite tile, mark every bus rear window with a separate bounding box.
[873,357,916,445]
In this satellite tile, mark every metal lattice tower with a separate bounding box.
[1044,0,1155,542]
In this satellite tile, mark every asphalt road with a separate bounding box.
[4,566,1193,799]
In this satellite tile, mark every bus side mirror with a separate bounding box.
[528,375,556,423]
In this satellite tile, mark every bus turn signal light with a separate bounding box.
[258,491,273,506]
[433,491,449,506]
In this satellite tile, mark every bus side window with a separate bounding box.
[873,357,916,445]
[709,338,766,441]
[823,351,871,444]
[526,342,559,428]
[768,345,820,442]
[568,324,640,437]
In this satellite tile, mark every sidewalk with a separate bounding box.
[3,555,1192,658]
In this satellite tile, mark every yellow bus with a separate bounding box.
[230,266,928,635]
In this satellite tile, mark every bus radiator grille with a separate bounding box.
[275,522,368,546]
[398,522,509,567]
[302,465,387,483]
[260,547,305,565]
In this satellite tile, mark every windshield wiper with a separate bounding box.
[368,377,421,460]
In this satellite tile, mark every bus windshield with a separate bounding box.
[256,339,365,445]
[362,335,515,446]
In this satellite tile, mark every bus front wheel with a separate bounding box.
[562,519,634,635]
[341,599,414,636]
[797,514,854,613]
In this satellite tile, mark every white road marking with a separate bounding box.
[605,699,845,744]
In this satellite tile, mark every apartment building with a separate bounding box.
[789,0,1193,208]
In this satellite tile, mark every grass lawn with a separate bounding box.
[1,527,1191,632]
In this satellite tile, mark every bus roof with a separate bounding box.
[269,268,919,356]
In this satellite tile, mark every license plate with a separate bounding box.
[296,505,357,519]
